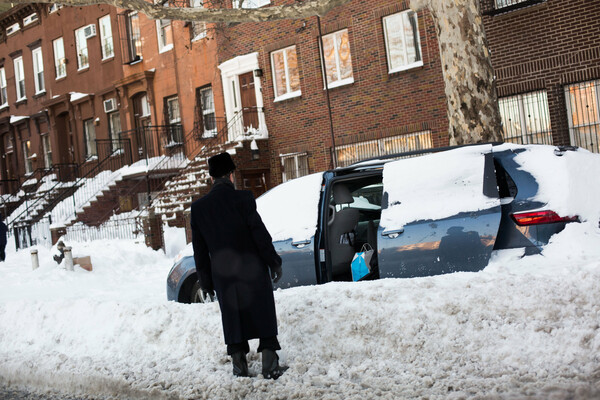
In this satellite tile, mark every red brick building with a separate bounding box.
[215,0,448,186]
[1,0,598,234]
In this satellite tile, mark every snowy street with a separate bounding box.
[1,221,599,399]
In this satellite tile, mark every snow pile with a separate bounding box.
[257,172,324,242]
[0,221,599,399]
[381,144,499,230]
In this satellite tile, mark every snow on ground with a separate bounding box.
[0,220,599,399]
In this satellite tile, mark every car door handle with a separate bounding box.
[382,228,404,239]
[292,240,311,248]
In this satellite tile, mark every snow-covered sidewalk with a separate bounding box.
[1,222,599,399]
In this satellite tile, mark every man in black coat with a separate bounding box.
[191,152,286,379]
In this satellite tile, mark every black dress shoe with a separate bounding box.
[261,349,288,380]
[231,351,249,377]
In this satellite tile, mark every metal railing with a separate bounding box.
[94,108,265,223]
[65,216,143,242]
[8,139,131,233]
[119,124,183,162]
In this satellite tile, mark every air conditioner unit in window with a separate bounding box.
[83,24,96,39]
[103,98,117,113]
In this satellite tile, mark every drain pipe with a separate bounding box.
[317,15,338,169]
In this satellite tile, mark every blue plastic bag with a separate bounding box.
[351,244,373,281]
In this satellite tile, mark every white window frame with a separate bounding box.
[23,13,38,26]
[156,18,173,53]
[14,56,26,101]
[166,96,181,124]
[234,0,270,8]
[0,68,8,107]
[23,140,33,174]
[75,26,90,70]
[190,0,207,41]
[99,15,114,60]
[320,29,354,90]
[383,10,423,74]
[198,86,216,136]
[6,23,20,36]
[49,4,63,13]
[53,38,67,79]
[83,119,97,158]
[42,134,52,168]
[140,94,151,117]
[32,47,45,94]
[281,152,309,182]
[271,45,301,102]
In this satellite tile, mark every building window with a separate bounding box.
[42,134,52,168]
[336,131,433,167]
[565,80,600,154]
[123,11,142,63]
[83,119,97,158]
[321,29,354,89]
[271,46,301,101]
[281,152,309,182]
[156,18,173,53]
[23,140,33,174]
[23,13,38,26]
[383,10,422,73]
[0,68,7,106]
[166,96,180,125]
[75,27,90,70]
[195,86,216,137]
[234,0,270,8]
[499,91,552,145]
[53,37,67,79]
[6,23,20,36]
[32,47,45,94]
[190,0,206,41]
[495,0,530,9]
[99,15,114,60]
[108,111,121,151]
[49,4,63,13]
[13,56,26,101]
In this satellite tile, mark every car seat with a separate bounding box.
[328,184,360,277]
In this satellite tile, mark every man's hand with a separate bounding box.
[270,265,282,283]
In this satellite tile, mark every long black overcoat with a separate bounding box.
[190,180,282,345]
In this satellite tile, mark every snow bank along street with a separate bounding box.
[0,220,599,399]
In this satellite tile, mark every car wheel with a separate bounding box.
[190,281,216,304]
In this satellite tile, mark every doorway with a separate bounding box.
[240,169,269,198]
[239,71,259,132]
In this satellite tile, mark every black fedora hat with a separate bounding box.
[208,152,236,178]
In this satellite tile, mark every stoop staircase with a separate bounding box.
[152,143,237,225]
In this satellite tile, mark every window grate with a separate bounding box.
[335,131,433,168]
[499,91,553,145]
[565,79,600,154]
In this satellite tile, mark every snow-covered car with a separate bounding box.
[167,143,599,303]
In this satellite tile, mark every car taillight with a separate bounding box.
[511,210,579,226]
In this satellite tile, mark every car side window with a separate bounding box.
[494,159,518,199]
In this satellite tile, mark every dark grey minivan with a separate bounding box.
[167,143,585,303]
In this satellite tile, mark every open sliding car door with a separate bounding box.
[256,173,324,288]
[378,145,502,278]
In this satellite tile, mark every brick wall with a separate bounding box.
[483,0,600,146]
[216,0,449,186]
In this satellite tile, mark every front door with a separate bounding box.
[55,113,74,164]
[241,169,269,199]
[239,71,258,131]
